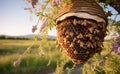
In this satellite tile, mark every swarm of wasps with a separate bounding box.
[56,16,107,64]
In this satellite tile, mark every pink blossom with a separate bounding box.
[31,0,38,8]
[112,44,120,55]
[13,60,21,67]
[32,25,37,33]
[116,47,120,55]
[27,0,38,8]
[52,0,62,7]
[40,17,48,32]
[112,37,119,42]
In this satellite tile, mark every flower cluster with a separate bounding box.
[26,0,38,8]
[111,37,120,55]
[13,60,21,67]
[40,17,48,32]
[98,36,120,67]
[52,0,62,7]
[29,0,62,33]
[32,25,37,33]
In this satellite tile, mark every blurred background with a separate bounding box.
[0,0,120,74]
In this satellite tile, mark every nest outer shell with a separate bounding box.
[55,0,108,25]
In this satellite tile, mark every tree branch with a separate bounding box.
[99,0,120,13]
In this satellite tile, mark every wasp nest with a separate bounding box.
[56,16,107,64]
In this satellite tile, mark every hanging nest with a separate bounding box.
[55,0,108,64]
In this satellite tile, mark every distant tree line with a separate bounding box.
[0,35,29,40]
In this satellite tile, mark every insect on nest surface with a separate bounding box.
[56,16,107,64]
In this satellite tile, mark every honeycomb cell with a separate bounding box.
[56,16,107,64]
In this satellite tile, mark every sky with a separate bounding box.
[0,0,56,36]
[0,0,120,36]
[0,0,37,36]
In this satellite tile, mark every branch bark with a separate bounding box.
[99,0,120,13]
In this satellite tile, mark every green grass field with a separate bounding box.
[0,39,61,74]
[0,39,120,74]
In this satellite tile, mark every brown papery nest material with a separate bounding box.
[56,16,107,64]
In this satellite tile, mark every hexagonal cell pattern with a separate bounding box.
[56,16,107,64]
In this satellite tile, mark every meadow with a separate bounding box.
[0,39,58,74]
[0,39,120,74]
